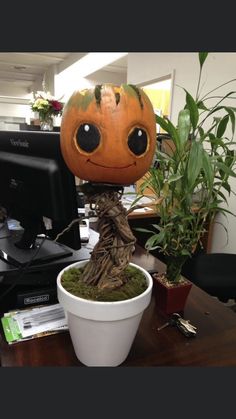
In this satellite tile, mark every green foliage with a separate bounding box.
[139,53,236,283]
[199,52,209,69]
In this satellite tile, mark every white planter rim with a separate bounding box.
[57,260,152,306]
[57,260,153,321]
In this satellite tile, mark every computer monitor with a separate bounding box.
[0,129,81,267]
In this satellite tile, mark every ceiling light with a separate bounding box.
[55,52,128,101]
[14,65,27,71]
[58,52,128,79]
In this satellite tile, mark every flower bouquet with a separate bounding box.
[30,91,64,130]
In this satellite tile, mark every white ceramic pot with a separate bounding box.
[57,260,153,367]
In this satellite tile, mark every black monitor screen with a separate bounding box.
[0,130,81,266]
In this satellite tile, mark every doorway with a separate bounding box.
[138,74,174,132]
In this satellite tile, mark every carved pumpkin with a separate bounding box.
[60,84,156,185]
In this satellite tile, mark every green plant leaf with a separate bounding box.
[156,114,181,150]
[162,182,169,197]
[156,150,173,161]
[167,174,183,184]
[151,224,162,231]
[185,90,199,131]
[216,115,230,138]
[135,227,154,234]
[197,100,208,110]
[166,118,181,150]
[202,150,214,190]
[200,92,236,128]
[199,52,208,69]
[187,140,203,190]
[145,230,165,250]
[216,189,228,204]
[177,109,191,148]
[214,221,229,244]
[200,80,236,102]
[216,161,236,177]
[221,182,231,194]
[210,206,236,217]
[180,249,192,256]
[129,194,146,207]
[155,114,169,132]
[225,107,235,136]
[198,126,205,139]
[225,148,235,165]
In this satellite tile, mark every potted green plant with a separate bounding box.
[56,83,157,366]
[137,52,236,314]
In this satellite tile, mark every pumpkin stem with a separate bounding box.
[128,84,143,109]
[94,84,103,106]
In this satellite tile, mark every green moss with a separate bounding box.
[61,265,148,302]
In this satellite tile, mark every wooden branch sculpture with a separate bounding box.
[80,184,136,289]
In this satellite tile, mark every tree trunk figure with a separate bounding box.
[79,183,136,290]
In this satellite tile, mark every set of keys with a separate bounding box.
[157,313,197,337]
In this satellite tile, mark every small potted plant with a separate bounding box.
[56,83,157,366]
[137,52,236,315]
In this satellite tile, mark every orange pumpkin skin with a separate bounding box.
[60,84,156,185]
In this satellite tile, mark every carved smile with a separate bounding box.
[87,159,136,169]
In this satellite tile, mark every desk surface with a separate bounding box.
[127,207,155,219]
[1,245,236,366]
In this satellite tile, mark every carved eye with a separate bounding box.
[128,128,148,156]
[76,123,100,153]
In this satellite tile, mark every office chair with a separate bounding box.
[182,253,236,303]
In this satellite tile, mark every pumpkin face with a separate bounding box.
[60,84,156,185]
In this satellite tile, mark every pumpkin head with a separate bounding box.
[60,84,156,185]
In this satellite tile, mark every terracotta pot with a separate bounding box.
[152,273,192,315]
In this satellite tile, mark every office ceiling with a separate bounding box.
[0,52,71,90]
[0,52,128,95]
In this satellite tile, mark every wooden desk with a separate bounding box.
[127,207,155,220]
[1,245,236,367]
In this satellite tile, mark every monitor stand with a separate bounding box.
[0,232,72,267]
